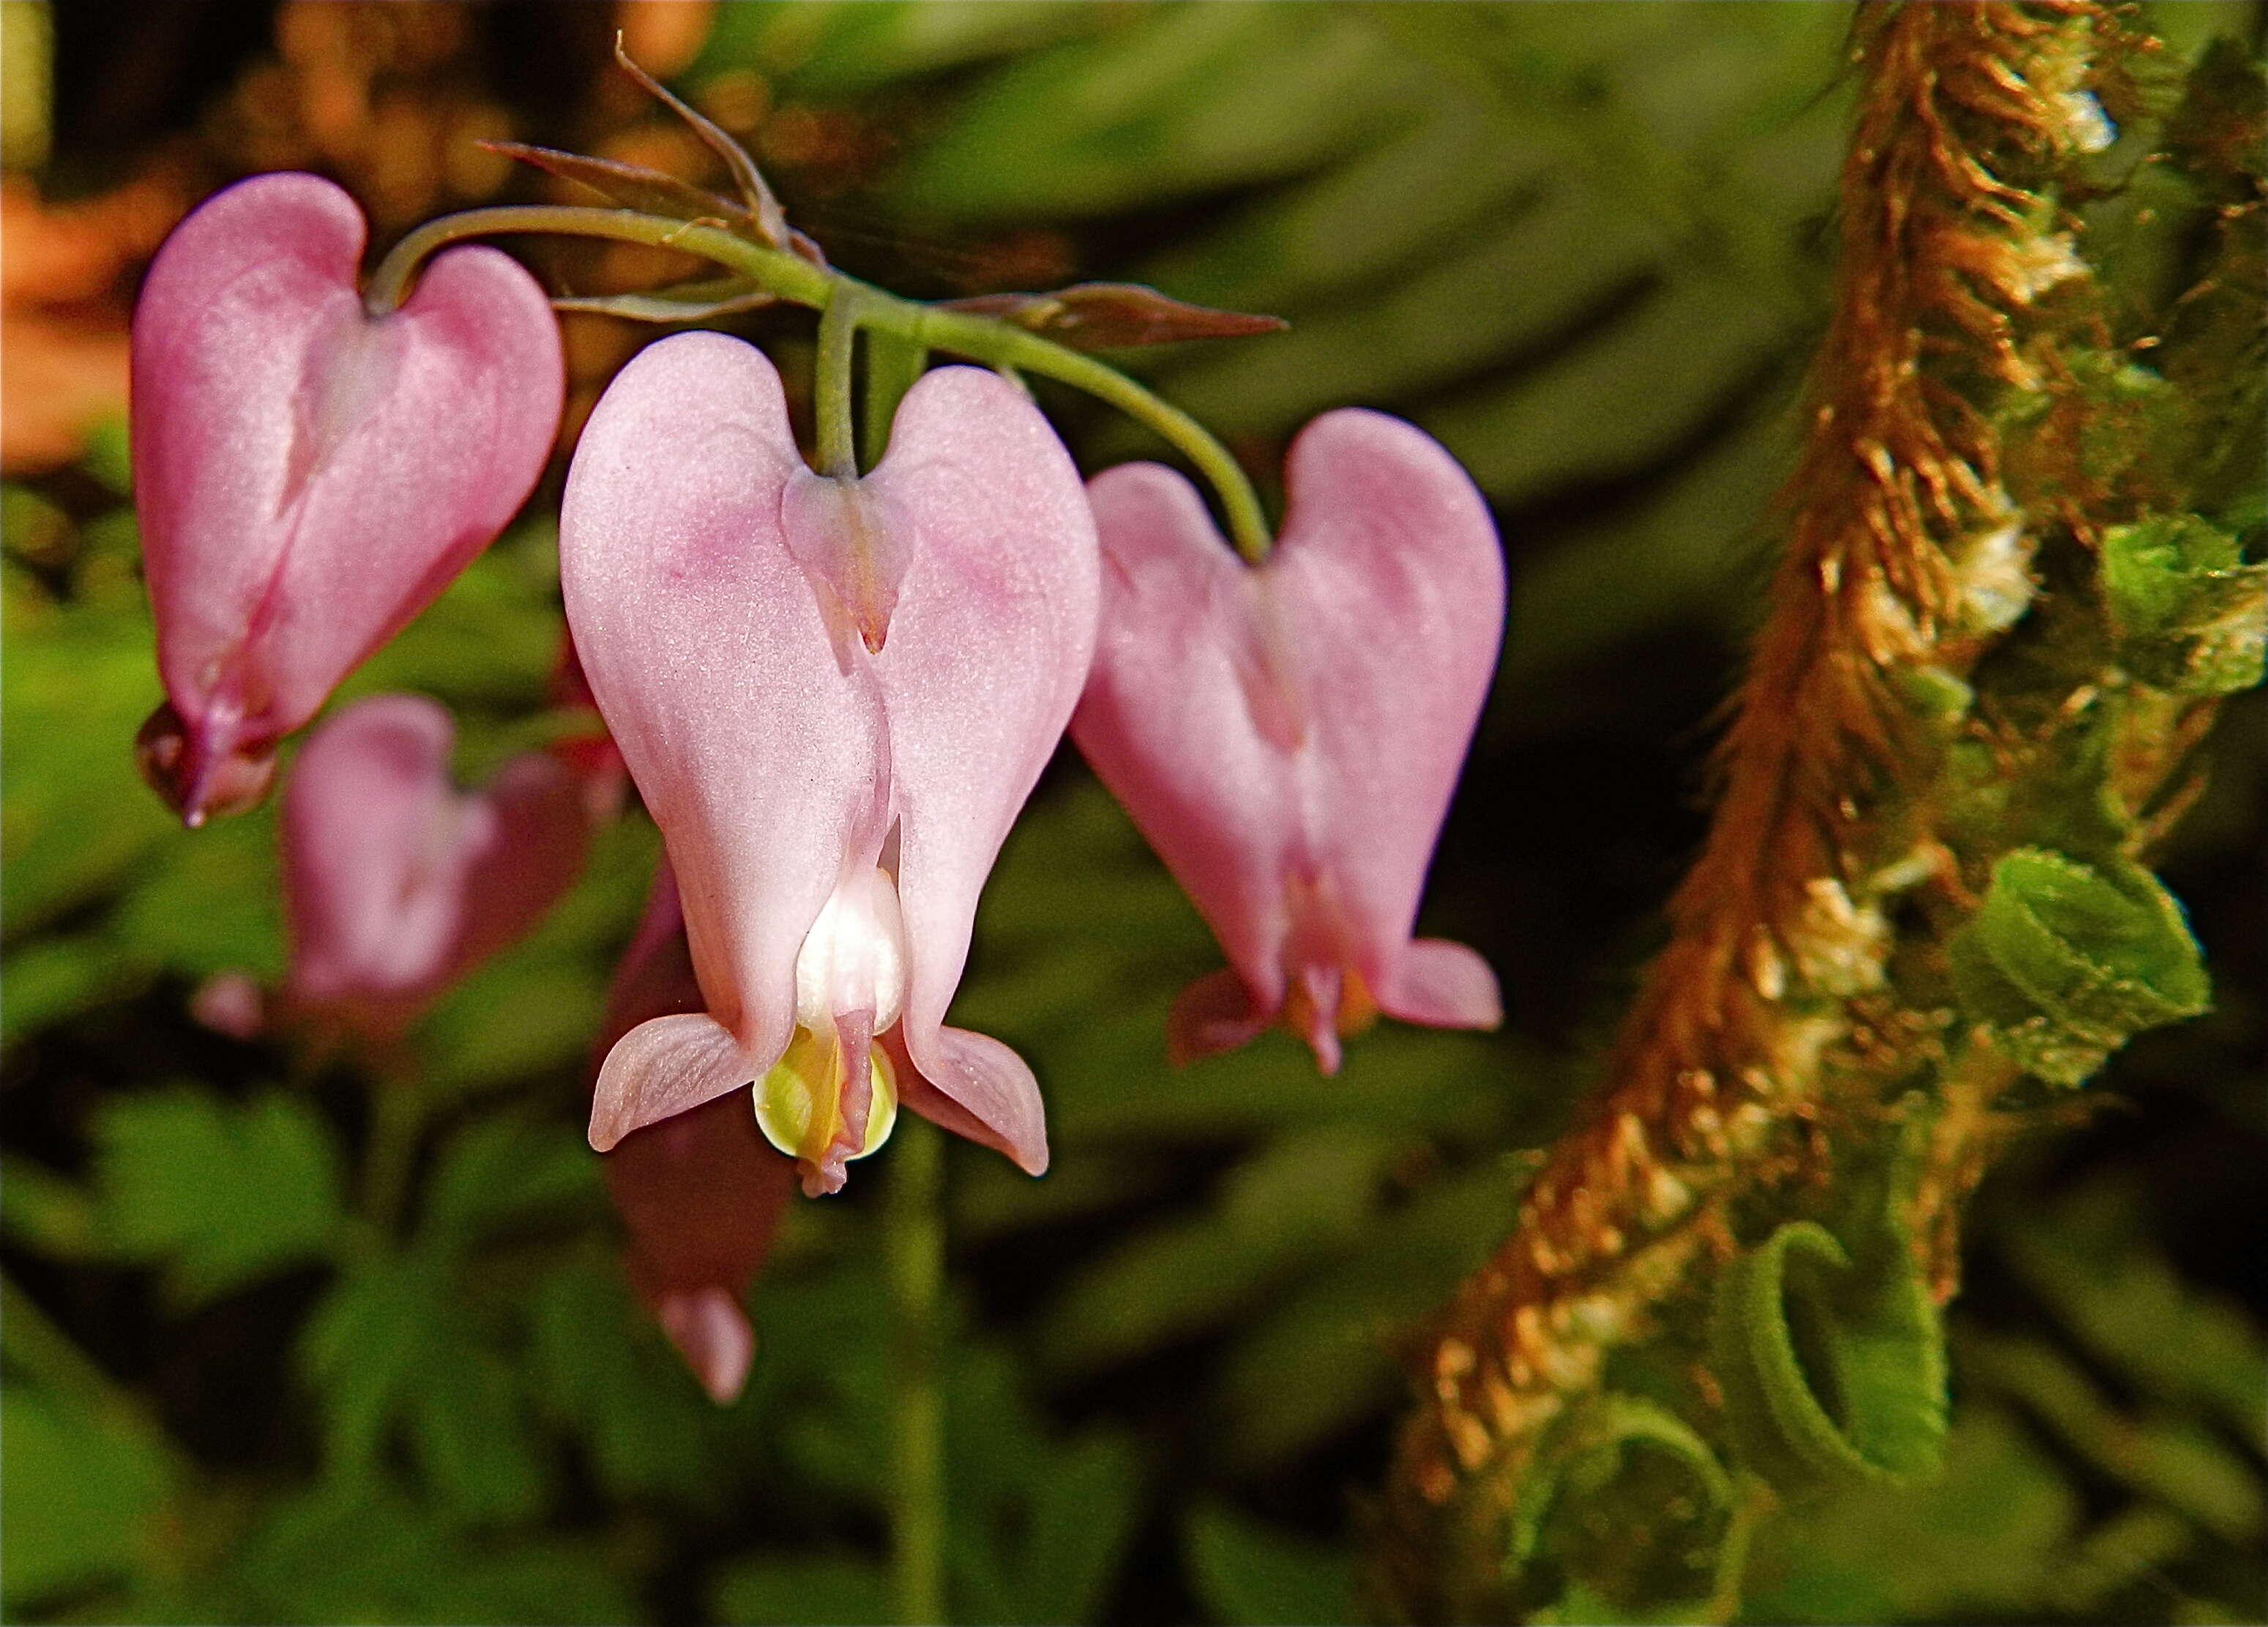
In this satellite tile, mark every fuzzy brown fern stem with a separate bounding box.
[1368,6,2144,1617]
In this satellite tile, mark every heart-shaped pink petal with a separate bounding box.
[1073,409,1505,1069]
[281,693,589,1039]
[131,173,562,822]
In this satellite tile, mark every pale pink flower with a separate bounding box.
[561,333,1097,1196]
[1072,410,1504,1071]
[130,173,562,824]
[282,693,589,1041]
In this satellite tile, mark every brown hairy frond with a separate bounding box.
[1369,6,2135,1617]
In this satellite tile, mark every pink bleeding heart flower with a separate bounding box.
[130,171,563,825]
[1070,410,1505,1073]
[282,693,590,1043]
[561,332,1097,1198]
[593,859,795,1404]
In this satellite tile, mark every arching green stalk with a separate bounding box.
[364,205,1273,559]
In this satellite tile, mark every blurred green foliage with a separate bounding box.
[4,4,2261,1623]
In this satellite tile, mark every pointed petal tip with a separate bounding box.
[1382,939,1504,1032]
[591,1013,751,1153]
[655,1288,755,1404]
[895,1026,1050,1176]
[137,699,277,826]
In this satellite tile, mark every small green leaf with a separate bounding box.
[89,1088,343,1307]
[2102,515,2267,695]
[0,936,123,1046]
[1184,1500,1354,1627]
[997,1431,1143,1626]
[2001,1177,2267,1442]
[529,1256,721,1503]
[887,7,1417,223]
[1740,1402,2080,1624]
[1950,848,2210,1086]
[0,1158,100,1260]
[1963,1333,2267,1549]
[1038,1125,1391,1375]
[231,1479,637,1625]
[419,1114,600,1252]
[405,1341,548,1523]
[299,1254,446,1468]
[0,1386,168,1610]
[1710,1221,1947,1495]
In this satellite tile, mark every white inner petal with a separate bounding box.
[793,865,909,1032]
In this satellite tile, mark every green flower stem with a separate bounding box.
[887,1115,948,1627]
[921,308,1273,564]
[364,206,830,313]
[813,285,867,480]
[362,205,1273,560]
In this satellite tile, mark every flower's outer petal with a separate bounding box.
[281,695,591,1040]
[886,1026,1050,1176]
[655,1289,759,1405]
[595,864,794,1404]
[868,367,1097,1115]
[562,332,887,1094]
[133,173,562,792]
[281,693,470,1019]
[1379,938,1502,1031]
[1272,409,1504,1002]
[1165,968,1275,1067]
[451,750,592,975]
[1071,462,1297,1015]
[594,857,704,1053]
[591,1012,753,1153]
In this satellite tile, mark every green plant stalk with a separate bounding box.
[813,284,867,480]
[365,206,1273,561]
[887,1114,948,1627]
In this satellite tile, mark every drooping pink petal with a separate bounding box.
[454,751,594,969]
[590,1013,754,1155]
[567,343,1092,1185]
[131,173,562,822]
[561,331,889,1148]
[1073,463,1299,1013]
[654,1289,759,1406]
[1072,409,1505,1067]
[1382,938,1504,1031]
[1272,411,1504,1002]
[891,1024,1050,1177]
[283,695,471,1017]
[867,367,1097,1144]
[594,864,794,1403]
[280,693,590,1040]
